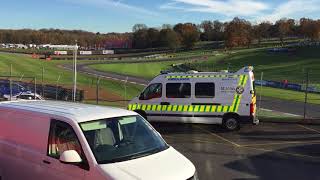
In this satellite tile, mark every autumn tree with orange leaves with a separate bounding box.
[225,17,252,48]
[174,23,200,49]
[300,18,320,41]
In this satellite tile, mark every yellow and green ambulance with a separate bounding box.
[128,66,258,131]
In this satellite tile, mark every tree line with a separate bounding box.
[0,17,320,49]
[0,29,130,49]
[133,17,320,49]
[131,23,199,49]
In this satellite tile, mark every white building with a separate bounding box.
[38,44,78,50]
[15,44,28,49]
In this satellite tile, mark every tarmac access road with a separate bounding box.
[154,122,320,180]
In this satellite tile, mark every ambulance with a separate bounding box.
[128,66,258,131]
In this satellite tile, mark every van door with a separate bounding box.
[136,83,163,121]
[192,82,223,124]
[0,111,49,180]
[162,82,193,123]
[41,120,88,180]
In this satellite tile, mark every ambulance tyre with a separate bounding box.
[223,114,240,131]
[135,110,147,120]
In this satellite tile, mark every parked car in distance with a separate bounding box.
[0,101,197,180]
[3,91,44,100]
[0,81,26,96]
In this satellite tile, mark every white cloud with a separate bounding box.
[160,0,269,17]
[161,0,320,23]
[63,0,159,17]
[256,0,320,22]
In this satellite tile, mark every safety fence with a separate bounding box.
[255,69,320,122]
[255,80,320,94]
[0,67,138,109]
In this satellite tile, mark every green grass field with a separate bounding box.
[0,53,144,102]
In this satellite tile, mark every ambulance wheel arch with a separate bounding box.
[134,110,147,120]
[222,113,240,131]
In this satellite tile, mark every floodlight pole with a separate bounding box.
[73,40,78,102]
[303,69,309,121]
[258,72,263,111]
[9,64,12,101]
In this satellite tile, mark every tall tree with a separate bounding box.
[200,20,214,41]
[132,24,148,32]
[132,29,149,49]
[275,19,291,45]
[299,18,320,40]
[147,28,160,48]
[212,20,225,41]
[159,28,180,50]
[225,17,252,48]
[174,23,199,49]
[253,22,272,45]
[162,24,173,29]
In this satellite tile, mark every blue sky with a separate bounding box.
[0,0,320,33]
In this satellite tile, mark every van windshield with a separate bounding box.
[79,115,168,164]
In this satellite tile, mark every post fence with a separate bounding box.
[96,76,101,104]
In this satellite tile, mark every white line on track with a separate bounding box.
[260,108,301,117]
[283,113,301,117]
[298,125,320,134]
[260,108,272,112]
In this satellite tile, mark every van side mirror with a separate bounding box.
[59,150,82,164]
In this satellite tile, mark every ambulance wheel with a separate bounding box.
[223,115,240,131]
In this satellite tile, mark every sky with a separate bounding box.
[0,0,320,33]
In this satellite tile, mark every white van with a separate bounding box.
[128,66,258,131]
[0,101,197,180]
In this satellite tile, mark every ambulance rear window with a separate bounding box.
[195,83,215,98]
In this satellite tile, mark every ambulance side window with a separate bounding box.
[195,83,215,98]
[166,83,191,98]
[139,83,162,100]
